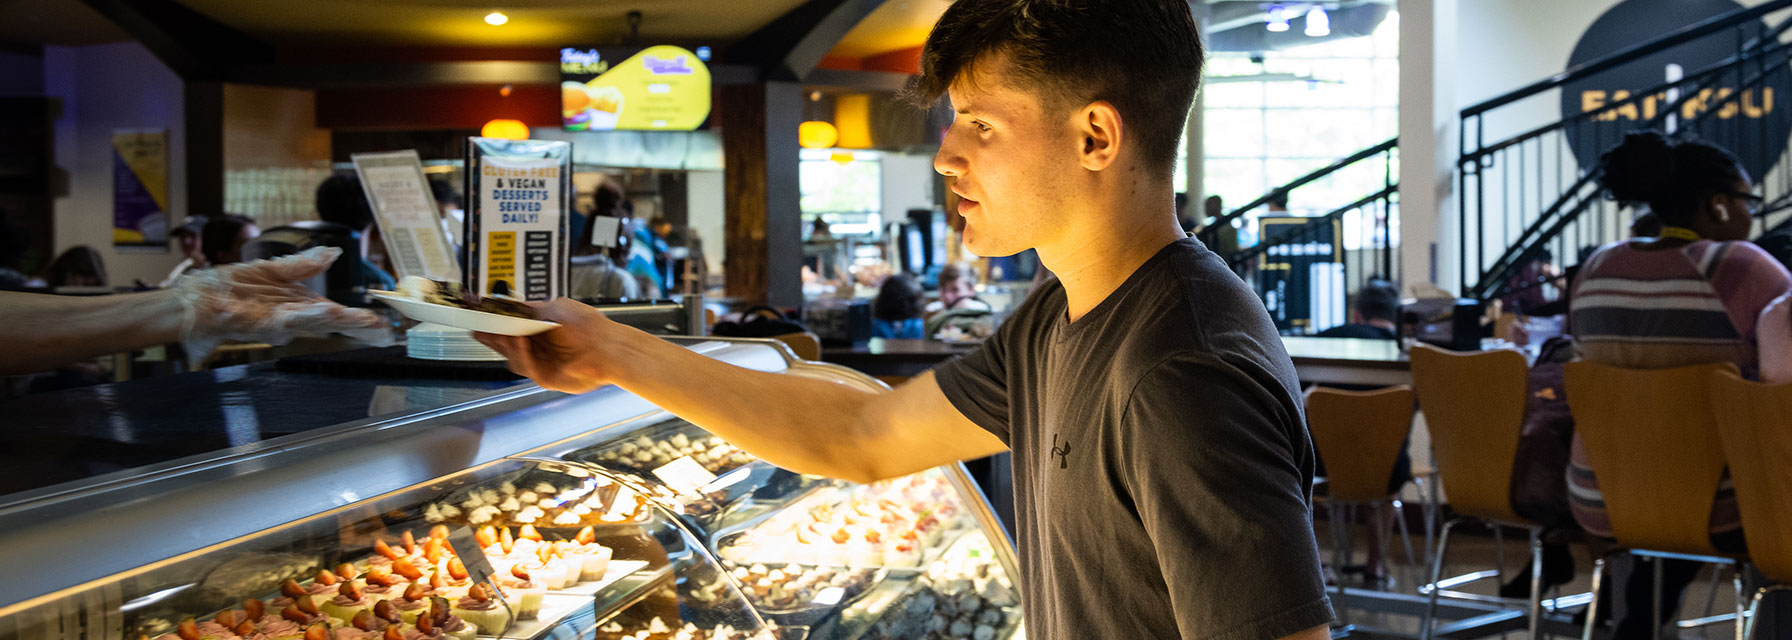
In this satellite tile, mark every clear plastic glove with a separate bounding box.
[174,246,393,367]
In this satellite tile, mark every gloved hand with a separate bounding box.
[174,246,393,366]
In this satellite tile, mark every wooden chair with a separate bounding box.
[1409,344,1548,640]
[1707,370,1792,639]
[1564,361,1746,640]
[770,331,821,361]
[1307,386,1421,622]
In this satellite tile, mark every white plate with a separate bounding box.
[371,291,559,336]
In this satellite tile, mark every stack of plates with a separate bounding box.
[407,323,506,361]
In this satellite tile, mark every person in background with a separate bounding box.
[42,246,107,289]
[160,216,208,287]
[315,175,397,292]
[430,178,465,253]
[1269,189,1290,214]
[569,181,641,301]
[926,262,992,314]
[1500,249,1562,316]
[872,274,926,339]
[1570,131,1788,638]
[201,215,259,267]
[1315,283,1399,340]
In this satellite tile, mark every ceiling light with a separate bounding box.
[1304,6,1330,37]
[485,12,509,26]
[1266,5,1290,32]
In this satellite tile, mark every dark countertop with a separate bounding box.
[821,338,981,378]
[0,360,521,498]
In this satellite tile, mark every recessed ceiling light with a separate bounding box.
[485,12,509,26]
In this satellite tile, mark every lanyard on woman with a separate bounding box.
[1658,226,1701,242]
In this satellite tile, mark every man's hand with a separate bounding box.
[474,299,626,393]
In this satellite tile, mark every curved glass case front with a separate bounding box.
[0,345,1021,640]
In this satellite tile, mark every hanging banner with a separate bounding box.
[465,137,571,301]
[1561,0,1792,179]
[352,150,462,282]
[112,130,169,247]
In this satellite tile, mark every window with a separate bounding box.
[1192,11,1400,249]
[800,149,883,237]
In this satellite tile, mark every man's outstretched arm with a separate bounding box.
[478,300,1007,483]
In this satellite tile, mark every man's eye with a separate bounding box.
[973,121,991,133]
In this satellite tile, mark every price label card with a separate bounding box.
[651,456,718,495]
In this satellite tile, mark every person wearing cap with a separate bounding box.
[160,216,210,288]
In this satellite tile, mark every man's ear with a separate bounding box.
[1077,101,1123,172]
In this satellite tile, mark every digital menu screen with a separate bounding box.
[560,45,713,131]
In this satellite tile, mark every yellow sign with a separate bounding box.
[485,231,517,296]
[561,45,711,131]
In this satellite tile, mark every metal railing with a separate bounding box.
[1200,138,1399,335]
[1459,0,1792,302]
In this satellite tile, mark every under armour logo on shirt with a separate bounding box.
[1050,433,1072,469]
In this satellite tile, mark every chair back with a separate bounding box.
[1307,386,1416,502]
[1707,370,1792,580]
[1564,361,1735,556]
[1409,344,1532,524]
[771,331,821,361]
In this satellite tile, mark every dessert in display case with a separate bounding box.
[0,340,1022,640]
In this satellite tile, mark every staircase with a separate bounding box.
[1458,0,1792,302]
[1200,137,1398,335]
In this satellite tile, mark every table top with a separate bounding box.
[824,338,983,356]
[1281,336,1409,369]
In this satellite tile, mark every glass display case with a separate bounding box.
[0,340,1021,640]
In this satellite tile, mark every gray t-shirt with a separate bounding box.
[935,238,1332,639]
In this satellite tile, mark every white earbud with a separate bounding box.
[1716,204,1732,223]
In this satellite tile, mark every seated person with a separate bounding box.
[316,175,397,291]
[1570,131,1790,637]
[43,246,108,290]
[201,215,259,267]
[569,211,641,301]
[925,262,992,313]
[872,274,925,339]
[1315,283,1399,340]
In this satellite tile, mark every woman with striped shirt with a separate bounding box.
[1568,131,1790,638]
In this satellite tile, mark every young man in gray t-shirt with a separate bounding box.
[479,1,1332,637]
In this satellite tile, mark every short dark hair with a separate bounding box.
[908,0,1204,179]
[1355,284,1399,324]
[201,214,256,265]
[316,175,374,230]
[873,273,925,321]
[1599,130,1746,228]
[1269,190,1289,209]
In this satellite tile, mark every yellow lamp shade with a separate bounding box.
[833,94,872,149]
[799,120,839,149]
[481,119,530,140]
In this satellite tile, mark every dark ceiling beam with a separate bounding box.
[722,0,888,81]
[77,0,271,81]
[802,68,911,93]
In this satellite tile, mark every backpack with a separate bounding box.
[1509,336,1579,529]
[712,305,809,338]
